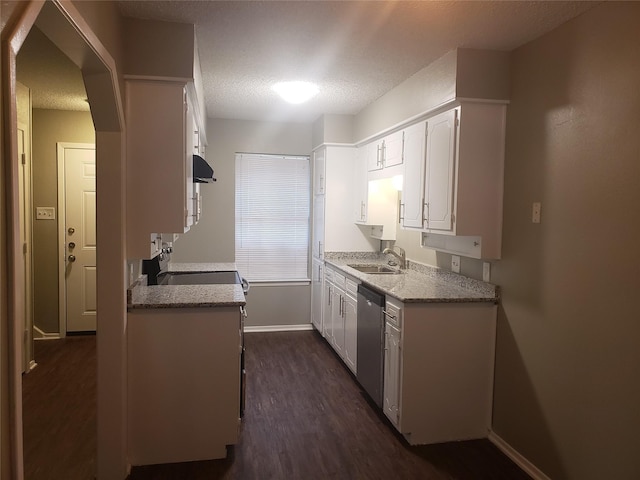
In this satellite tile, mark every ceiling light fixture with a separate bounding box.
[272,81,319,104]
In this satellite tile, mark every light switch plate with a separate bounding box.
[532,202,541,223]
[451,255,461,273]
[36,207,56,220]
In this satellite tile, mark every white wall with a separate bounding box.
[172,118,313,327]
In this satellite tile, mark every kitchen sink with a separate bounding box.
[347,264,403,275]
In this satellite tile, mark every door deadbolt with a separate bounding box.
[68,255,76,262]
[68,227,75,235]
[68,242,76,249]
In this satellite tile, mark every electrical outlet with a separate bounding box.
[451,255,460,273]
[36,207,56,220]
[532,202,541,223]
[483,262,491,282]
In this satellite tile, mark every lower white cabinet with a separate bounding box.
[322,265,359,374]
[311,259,324,332]
[382,298,497,445]
[343,279,358,374]
[383,298,402,425]
[128,307,242,465]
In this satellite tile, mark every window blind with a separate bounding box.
[235,153,310,282]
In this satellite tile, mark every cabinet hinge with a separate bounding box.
[455,117,460,127]
[21,153,26,165]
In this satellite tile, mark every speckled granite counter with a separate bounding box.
[325,252,498,304]
[128,262,246,309]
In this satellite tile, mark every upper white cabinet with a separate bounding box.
[313,148,326,195]
[367,130,405,172]
[314,145,377,254]
[400,121,427,229]
[402,103,507,259]
[126,79,200,259]
[353,147,368,224]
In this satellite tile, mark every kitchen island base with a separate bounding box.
[127,307,242,466]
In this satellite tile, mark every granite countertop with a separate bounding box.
[127,262,246,309]
[324,252,498,304]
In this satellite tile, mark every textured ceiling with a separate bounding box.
[18,1,597,121]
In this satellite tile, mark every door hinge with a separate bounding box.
[451,213,456,223]
[23,242,27,254]
[21,153,26,165]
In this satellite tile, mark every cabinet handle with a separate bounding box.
[423,202,429,226]
[399,203,405,222]
[377,144,383,168]
[383,310,397,320]
[360,201,366,220]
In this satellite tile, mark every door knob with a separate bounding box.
[68,242,76,249]
[68,255,76,262]
[68,227,75,235]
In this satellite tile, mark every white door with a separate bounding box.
[59,143,96,333]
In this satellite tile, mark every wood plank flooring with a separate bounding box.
[23,335,96,480]
[24,331,531,480]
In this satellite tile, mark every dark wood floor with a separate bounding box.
[23,335,96,480]
[24,331,531,480]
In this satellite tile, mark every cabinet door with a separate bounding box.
[353,147,368,224]
[344,294,358,374]
[383,321,401,426]
[312,195,325,259]
[331,287,345,358]
[311,260,324,332]
[383,130,404,168]
[424,108,457,232]
[313,148,326,195]
[366,141,383,172]
[401,121,426,228]
[322,280,333,339]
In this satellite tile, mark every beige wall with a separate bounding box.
[491,3,640,479]
[30,109,95,334]
[171,118,313,327]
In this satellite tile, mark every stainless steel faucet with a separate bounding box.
[382,245,406,269]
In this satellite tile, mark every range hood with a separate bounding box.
[193,154,216,183]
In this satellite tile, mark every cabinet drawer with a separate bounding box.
[345,278,359,298]
[333,271,346,290]
[383,298,402,328]
[324,267,335,284]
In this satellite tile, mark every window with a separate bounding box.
[235,153,310,282]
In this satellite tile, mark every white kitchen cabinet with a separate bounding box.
[311,259,324,333]
[353,147,368,224]
[311,194,325,260]
[126,79,199,259]
[366,130,404,172]
[322,269,333,339]
[383,319,401,426]
[343,278,358,374]
[383,298,497,445]
[322,265,358,373]
[314,145,377,254]
[313,148,326,195]
[329,269,346,358]
[382,130,405,168]
[400,121,427,229]
[128,306,242,465]
[401,103,506,259]
[424,109,457,232]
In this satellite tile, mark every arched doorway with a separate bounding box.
[2,1,127,478]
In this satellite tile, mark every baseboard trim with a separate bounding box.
[33,326,61,340]
[244,324,314,333]
[488,431,551,480]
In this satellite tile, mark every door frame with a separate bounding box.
[2,1,127,478]
[57,142,96,337]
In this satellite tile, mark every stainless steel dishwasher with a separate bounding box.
[356,283,385,408]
